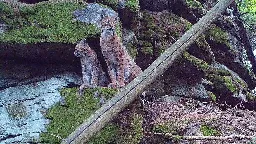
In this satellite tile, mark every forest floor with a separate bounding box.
[117,96,256,144]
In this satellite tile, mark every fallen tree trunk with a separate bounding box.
[62,0,235,143]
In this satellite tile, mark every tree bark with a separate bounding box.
[62,0,235,143]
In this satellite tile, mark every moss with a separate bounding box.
[200,125,220,136]
[115,20,122,39]
[153,123,171,134]
[136,11,190,57]
[140,41,153,55]
[130,113,144,143]
[214,69,231,76]
[88,124,119,144]
[126,0,140,12]
[183,51,210,71]
[186,0,203,9]
[6,102,27,119]
[40,87,117,143]
[223,76,237,93]
[185,22,192,31]
[118,113,143,144]
[234,77,247,89]
[97,0,139,12]
[153,120,187,135]
[184,51,240,95]
[195,35,208,48]
[206,26,230,47]
[99,0,119,9]
[0,2,14,18]
[247,92,256,101]
[207,74,238,94]
[0,2,100,44]
[172,135,183,141]
[207,91,217,102]
[126,42,138,58]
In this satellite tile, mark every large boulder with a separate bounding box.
[132,3,256,108]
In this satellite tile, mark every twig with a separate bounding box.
[154,133,256,140]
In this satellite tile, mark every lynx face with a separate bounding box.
[74,39,94,58]
[101,16,117,30]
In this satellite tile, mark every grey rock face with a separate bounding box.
[0,73,81,143]
[73,3,118,28]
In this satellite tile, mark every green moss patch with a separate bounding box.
[186,0,203,9]
[200,125,220,136]
[126,0,140,12]
[0,2,100,44]
[89,123,119,144]
[207,91,217,102]
[136,11,191,57]
[153,120,188,135]
[118,113,144,144]
[40,87,117,143]
[206,25,230,47]
[183,51,210,71]
[98,0,119,9]
[97,0,139,12]
[247,92,256,101]
[223,76,237,93]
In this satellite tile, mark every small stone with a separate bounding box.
[59,97,66,106]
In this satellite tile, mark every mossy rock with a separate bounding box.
[0,2,100,44]
[40,87,118,143]
[183,51,210,71]
[133,10,191,68]
[206,25,231,48]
